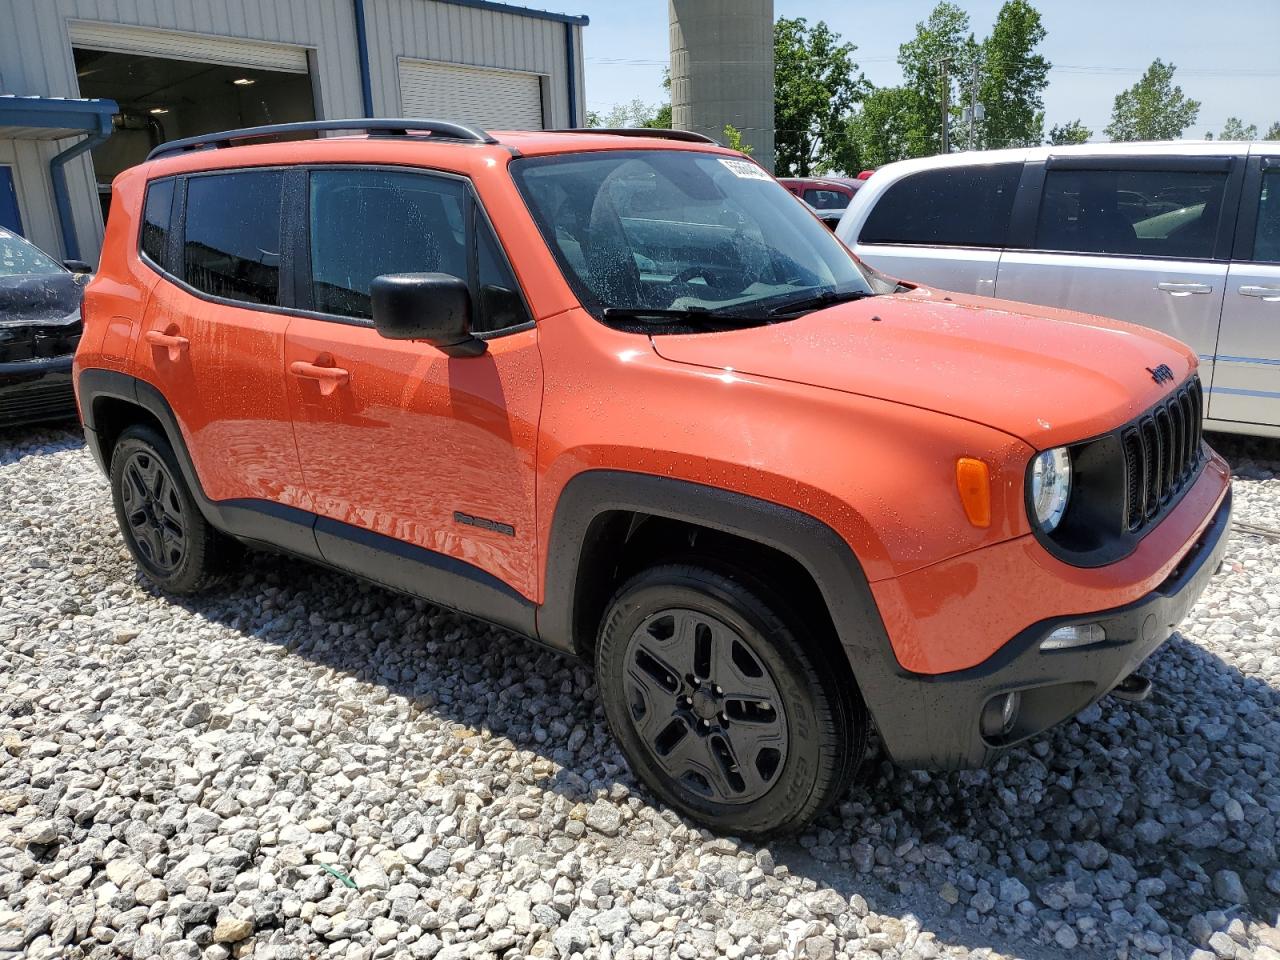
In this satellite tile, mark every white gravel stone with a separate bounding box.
[2,424,1279,960]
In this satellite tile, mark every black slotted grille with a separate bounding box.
[1122,376,1204,532]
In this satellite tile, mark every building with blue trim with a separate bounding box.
[0,0,587,264]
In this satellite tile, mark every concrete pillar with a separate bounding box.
[669,0,775,173]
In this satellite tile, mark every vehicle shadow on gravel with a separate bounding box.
[162,505,1280,960]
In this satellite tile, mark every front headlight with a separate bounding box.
[1030,447,1072,532]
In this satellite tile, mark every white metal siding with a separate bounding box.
[67,21,309,72]
[399,59,542,129]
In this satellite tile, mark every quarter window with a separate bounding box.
[860,163,1021,247]
[1035,168,1228,260]
[474,215,532,333]
[308,169,466,320]
[141,179,174,271]
[1253,169,1280,263]
[183,171,283,306]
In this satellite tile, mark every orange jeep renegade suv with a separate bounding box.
[75,120,1232,835]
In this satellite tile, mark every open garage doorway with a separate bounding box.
[74,45,316,221]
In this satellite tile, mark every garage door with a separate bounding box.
[398,59,543,130]
[68,21,308,73]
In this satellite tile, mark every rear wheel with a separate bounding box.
[109,424,236,594]
[596,563,868,836]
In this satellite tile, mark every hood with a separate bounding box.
[0,271,84,327]
[649,287,1197,449]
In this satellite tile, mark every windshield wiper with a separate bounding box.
[601,306,766,329]
[767,289,875,317]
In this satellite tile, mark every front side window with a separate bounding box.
[309,169,466,320]
[512,150,871,324]
[859,163,1021,247]
[474,214,532,333]
[1036,168,1228,260]
[183,171,283,305]
[1253,168,1280,263]
[0,229,64,278]
[804,188,850,210]
[141,179,175,271]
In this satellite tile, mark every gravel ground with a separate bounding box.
[1,423,1278,960]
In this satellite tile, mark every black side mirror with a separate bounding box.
[370,272,486,357]
[64,259,92,274]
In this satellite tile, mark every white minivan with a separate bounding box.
[837,142,1280,437]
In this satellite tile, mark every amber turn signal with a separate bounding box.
[956,457,992,528]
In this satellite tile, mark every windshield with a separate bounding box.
[0,230,66,278]
[511,150,872,324]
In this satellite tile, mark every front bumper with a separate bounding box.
[0,355,77,427]
[878,488,1231,769]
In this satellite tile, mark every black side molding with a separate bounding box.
[76,369,536,638]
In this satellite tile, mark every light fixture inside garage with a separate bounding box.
[232,77,256,86]
[149,107,168,114]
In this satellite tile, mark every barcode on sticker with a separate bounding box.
[718,158,771,181]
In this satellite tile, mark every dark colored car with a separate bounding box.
[0,229,88,427]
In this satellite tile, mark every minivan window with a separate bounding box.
[183,171,283,306]
[860,163,1021,248]
[512,150,872,324]
[141,179,174,271]
[1035,168,1228,260]
[1254,169,1280,263]
[308,169,466,320]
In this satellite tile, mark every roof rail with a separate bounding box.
[146,118,497,161]
[546,127,720,145]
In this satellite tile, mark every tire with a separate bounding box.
[596,563,868,836]
[109,424,237,594]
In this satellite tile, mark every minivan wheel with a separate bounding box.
[109,424,236,594]
[596,563,867,836]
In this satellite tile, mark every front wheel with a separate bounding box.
[596,563,868,836]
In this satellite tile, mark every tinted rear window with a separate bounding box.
[860,163,1021,248]
[1035,168,1229,260]
[183,171,283,306]
[141,179,174,271]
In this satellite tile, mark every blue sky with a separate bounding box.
[574,0,1280,140]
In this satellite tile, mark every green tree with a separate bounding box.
[722,124,753,155]
[977,0,1050,148]
[774,17,870,176]
[1266,121,1280,141]
[1047,119,1091,145]
[843,86,919,169]
[1219,117,1258,141]
[1104,59,1200,142]
[896,2,977,156]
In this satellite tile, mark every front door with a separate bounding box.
[284,167,543,611]
[1211,153,1280,429]
[996,160,1237,377]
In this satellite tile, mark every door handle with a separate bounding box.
[289,360,350,396]
[1239,284,1280,301]
[144,329,189,362]
[1156,281,1213,296]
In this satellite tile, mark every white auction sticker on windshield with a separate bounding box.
[718,158,770,181]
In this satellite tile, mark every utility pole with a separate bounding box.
[940,57,950,154]
[969,59,979,150]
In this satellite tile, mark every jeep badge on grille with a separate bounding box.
[1147,364,1175,385]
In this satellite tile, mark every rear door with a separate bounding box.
[133,168,314,538]
[995,157,1241,378]
[1211,149,1280,429]
[841,160,1024,294]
